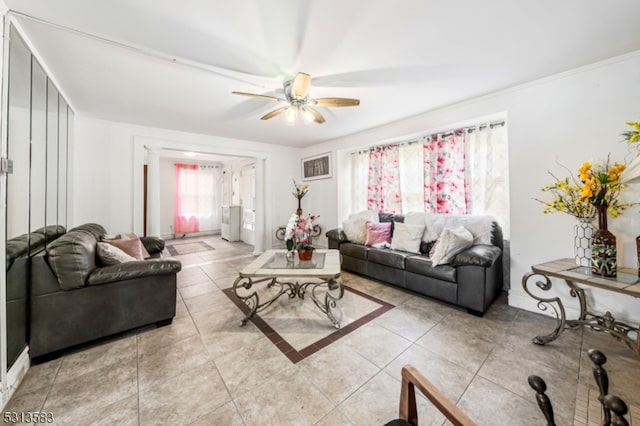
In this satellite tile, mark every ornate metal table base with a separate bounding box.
[522,271,640,355]
[232,275,344,328]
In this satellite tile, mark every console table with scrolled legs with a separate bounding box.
[522,258,640,355]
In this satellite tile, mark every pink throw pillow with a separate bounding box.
[365,221,392,246]
[104,238,148,260]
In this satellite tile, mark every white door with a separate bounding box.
[239,165,255,245]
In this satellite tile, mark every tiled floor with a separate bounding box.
[4,235,640,425]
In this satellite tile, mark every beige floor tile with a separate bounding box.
[299,342,380,405]
[139,361,231,425]
[373,305,438,341]
[478,345,578,421]
[138,334,211,391]
[456,375,551,425]
[214,336,293,397]
[234,367,334,426]
[340,322,412,368]
[56,335,137,383]
[69,394,138,426]
[42,359,137,423]
[189,401,245,426]
[12,357,61,398]
[414,322,495,372]
[176,266,212,288]
[182,289,233,315]
[384,344,476,404]
[314,408,354,426]
[338,371,402,425]
[178,281,219,299]
[136,314,199,353]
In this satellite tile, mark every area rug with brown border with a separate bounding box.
[223,284,394,364]
[166,241,215,256]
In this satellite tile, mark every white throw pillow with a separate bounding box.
[343,218,368,244]
[423,214,495,245]
[349,210,378,223]
[390,222,425,254]
[429,226,474,266]
[96,241,137,265]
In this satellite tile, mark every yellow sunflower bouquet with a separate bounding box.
[577,158,630,218]
[536,172,595,218]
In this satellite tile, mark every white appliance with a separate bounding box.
[221,205,241,241]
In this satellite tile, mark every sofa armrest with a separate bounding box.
[326,228,348,242]
[451,245,501,268]
[326,228,349,250]
[87,258,182,286]
[140,236,165,254]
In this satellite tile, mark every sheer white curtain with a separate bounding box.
[466,124,510,237]
[399,142,424,213]
[175,164,222,233]
[348,150,369,214]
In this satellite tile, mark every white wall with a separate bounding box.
[73,117,300,248]
[299,51,640,323]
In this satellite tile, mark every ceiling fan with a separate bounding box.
[232,72,360,124]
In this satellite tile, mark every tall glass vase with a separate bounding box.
[574,217,595,267]
[591,205,617,277]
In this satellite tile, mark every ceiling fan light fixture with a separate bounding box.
[301,107,314,124]
[285,105,298,124]
[291,72,311,99]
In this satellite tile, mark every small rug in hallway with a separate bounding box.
[223,284,394,363]
[166,241,215,256]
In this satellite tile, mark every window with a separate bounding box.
[348,121,509,237]
[174,164,221,233]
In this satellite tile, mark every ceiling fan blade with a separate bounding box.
[260,107,288,121]
[313,97,360,107]
[291,72,311,99]
[305,107,325,124]
[232,91,286,102]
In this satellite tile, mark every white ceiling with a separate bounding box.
[6,0,640,147]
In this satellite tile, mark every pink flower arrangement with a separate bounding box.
[285,213,319,251]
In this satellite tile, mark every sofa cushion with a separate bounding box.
[340,243,369,260]
[368,248,412,269]
[451,245,501,268]
[391,222,425,254]
[405,256,457,283]
[47,229,100,290]
[365,221,392,246]
[429,226,474,266]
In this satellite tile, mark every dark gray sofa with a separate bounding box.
[29,223,181,359]
[6,225,66,367]
[326,213,503,315]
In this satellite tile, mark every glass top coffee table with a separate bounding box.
[232,249,343,328]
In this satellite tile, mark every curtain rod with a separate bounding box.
[350,120,507,155]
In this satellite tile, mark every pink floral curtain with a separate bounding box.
[422,131,468,214]
[174,164,200,234]
[367,145,403,214]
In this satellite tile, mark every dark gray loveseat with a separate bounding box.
[29,223,181,359]
[326,213,503,315]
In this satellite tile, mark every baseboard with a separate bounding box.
[162,230,221,240]
[3,347,30,409]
